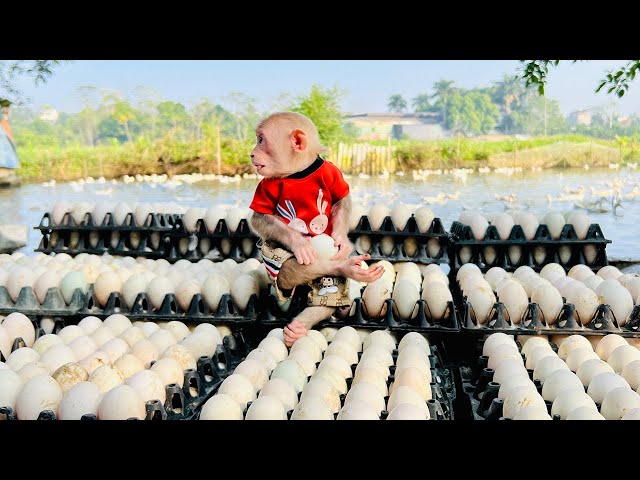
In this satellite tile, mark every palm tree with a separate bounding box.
[412,93,431,113]
[493,74,523,115]
[388,94,408,113]
[431,80,456,127]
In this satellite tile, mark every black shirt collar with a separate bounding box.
[286,156,324,179]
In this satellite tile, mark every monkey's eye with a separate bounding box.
[257,135,264,144]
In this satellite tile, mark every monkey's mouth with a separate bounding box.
[253,163,265,172]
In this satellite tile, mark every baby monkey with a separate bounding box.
[249,112,383,347]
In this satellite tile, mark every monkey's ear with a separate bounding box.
[290,129,308,152]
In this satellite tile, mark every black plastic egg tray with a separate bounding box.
[458,293,640,337]
[258,286,461,333]
[0,326,249,421]
[457,337,554,420]
[348,215,450,264]
[76,287,265,325]
[0,286,85,317]
[34,212,261,263]
[448,221,611,273]
[191,336,455,420]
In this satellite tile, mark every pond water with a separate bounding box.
[2,167,638,263]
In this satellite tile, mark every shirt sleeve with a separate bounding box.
[325,161,350,204]
[249,179,279,214]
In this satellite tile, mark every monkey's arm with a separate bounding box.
[250,212,317,265]
[330,194,352,238]
[250,212,304,249]
[329,195,353,260]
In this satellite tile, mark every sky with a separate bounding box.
[7,60,639,117]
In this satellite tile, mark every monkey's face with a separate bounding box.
[250,124,292,178]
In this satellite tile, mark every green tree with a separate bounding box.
[112,101,137,143]
[447,91,500,135]
[189,99,219,140]
[510,95,567,136]
[387,94,408,113]
[293,84,346,147]
[0,60,66,104]
[133,85,163,140]
[431,80,456,127]
[411,93,432,113]
[224,92,259,141]
[520,60,640,98]
[493,74,523,115]
[75,85,99,146]
[157,101,189,136]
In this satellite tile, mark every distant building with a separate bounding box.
[39,107,59,123]
[567,110,592,127]
[345,113,447,140]
[617,115,632,127]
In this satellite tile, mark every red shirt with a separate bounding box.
[250,157,350,237]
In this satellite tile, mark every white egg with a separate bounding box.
[300,377,341,413]
[367,204,390,231]
[98,384,146,420]
[587,372,630,404]
[259,378,298,411]
[600,387,640,420]
[502,384,545,419]
[596,334,628,361]
[608,345,640,373]
[15,374,63,420]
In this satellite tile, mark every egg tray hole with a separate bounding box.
[165,235,260,264]
[78,288,262,324]
[449,221,611,246]
[351,215,449,238]
[350,234,450,265]
[447,242,610,275]
[0,286,86,317]
[171,217,258,239]
[37,212,178,232]
[460,366,563,421]
[129,331,251,421]
[459,296,640,337]
[35,231,172,259]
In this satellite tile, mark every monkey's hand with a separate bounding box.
[284,320,308,347]
[330,233,353,260]
[338,255,385,283]
[291,237,318,265]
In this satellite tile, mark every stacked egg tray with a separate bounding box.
[34,211,180,260]
[192,339,455,420]
[76,287,265,325]
[455,284,640,337]
[0,285,86,317]
[348,215,450,265]
[258,288,461,334]
[0,327,250,421]
[457,338,559,420]
[447,221,611,274]
[166,216,260,263]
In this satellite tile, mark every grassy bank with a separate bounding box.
[16,136,255,182]
[14,134,637,183]
[390,135,633,170]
